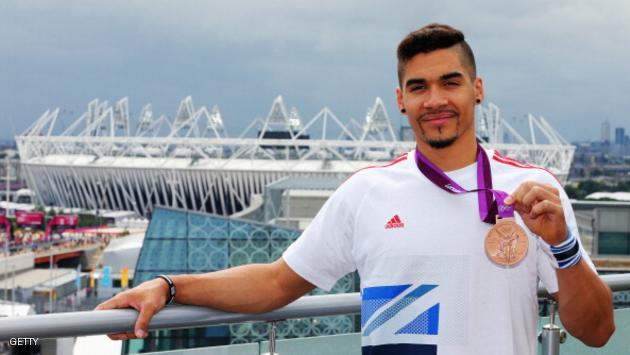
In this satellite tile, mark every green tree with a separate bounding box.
[564,185,584,199]
[33,205,46,213]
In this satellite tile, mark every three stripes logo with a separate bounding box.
[361,284,440,336]
[385,214,405,229]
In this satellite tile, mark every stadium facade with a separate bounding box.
[16,96,574,216]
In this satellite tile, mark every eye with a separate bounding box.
[409,85,425,92]
[445,81,460,87]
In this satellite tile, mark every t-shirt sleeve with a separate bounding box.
[282,183,357,291]
[537,180,597,294]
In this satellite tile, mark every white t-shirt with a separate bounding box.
[283,149,592,355]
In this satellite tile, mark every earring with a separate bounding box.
[476,99,481,104]
[400,108,406,114]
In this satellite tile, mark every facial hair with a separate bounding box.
[419,118,460,149]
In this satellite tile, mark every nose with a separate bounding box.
[423,87,448,109]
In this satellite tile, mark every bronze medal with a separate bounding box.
[484,217,528,267]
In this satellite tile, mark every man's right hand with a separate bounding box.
[95,278,170,340]
[94,259,315,341]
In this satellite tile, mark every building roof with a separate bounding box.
[101,210,139,219]
[585,192,630,202]
[101,233,145,271]
[266,176,345,190]
[285,189,334,198]
[0,300,35,317]
[0,268,75,289]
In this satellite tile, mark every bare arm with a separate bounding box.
[172,258,315,313]
[96,258,315,340]
[506,182,614,347]
[552,260,614,347]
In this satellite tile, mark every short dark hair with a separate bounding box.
[397,23,476,86]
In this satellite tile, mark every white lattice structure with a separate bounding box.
[476,103,575,181]
[16,97,574,216]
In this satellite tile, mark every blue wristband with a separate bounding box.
[549,231,582,269]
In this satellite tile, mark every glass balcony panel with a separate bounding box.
[537,307,630,354]
[260,333,361,355]
[146,342,258,355]
[143,307,630,355]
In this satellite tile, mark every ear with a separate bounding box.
[395,87,404,112]
[474,76,484,103]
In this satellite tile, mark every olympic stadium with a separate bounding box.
[16,96,574,217]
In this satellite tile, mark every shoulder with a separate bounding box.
[490,150,562,188]
[335,151,411,196]
[346,151,409,183]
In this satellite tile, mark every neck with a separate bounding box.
[417,135,478,172]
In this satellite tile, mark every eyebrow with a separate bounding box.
[404,71,465,88]
[440,71,464,81]
[404,78,426,88]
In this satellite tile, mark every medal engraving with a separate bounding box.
[484,217,528,267]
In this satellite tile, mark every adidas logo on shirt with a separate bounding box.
[385,214,405,229]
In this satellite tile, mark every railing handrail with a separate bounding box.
[0,293,360,341]
[1,274,629,341]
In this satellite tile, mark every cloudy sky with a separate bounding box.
[1,0,629,142]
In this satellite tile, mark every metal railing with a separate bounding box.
[0,293,360,341]
[0,273,629,354]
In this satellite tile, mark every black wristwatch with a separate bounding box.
[156,274,176,305]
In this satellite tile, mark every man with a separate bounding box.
[97,24,614,354]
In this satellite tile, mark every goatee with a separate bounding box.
[426,136,458,149]
[420,121,460,149]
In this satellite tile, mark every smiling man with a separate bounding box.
[97,23,614,355]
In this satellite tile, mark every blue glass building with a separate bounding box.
[126,207,357,353]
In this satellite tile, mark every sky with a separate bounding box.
[1,0,630,142]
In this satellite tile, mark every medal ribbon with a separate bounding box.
[414,144,514,224]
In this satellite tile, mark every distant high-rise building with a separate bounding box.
[615,127,626,145]
[601,121,610,142]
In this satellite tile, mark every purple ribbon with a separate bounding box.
[414,144,514,224]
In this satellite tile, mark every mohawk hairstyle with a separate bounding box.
[397,23,477,86]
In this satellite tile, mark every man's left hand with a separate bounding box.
[504,181,567,246]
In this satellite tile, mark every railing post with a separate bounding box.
[262,320,279,355]
[538,298,566,355]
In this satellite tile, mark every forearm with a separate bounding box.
[97,259,314,340]
[170,260,312,314]
[557,259,615,347]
